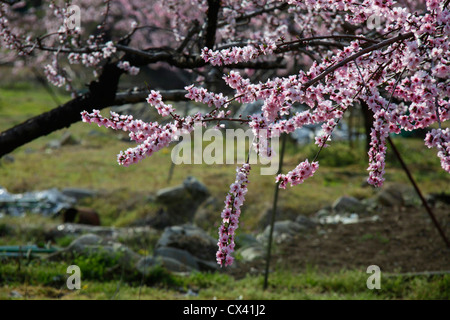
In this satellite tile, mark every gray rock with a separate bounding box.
[182,176,210,200]
[295,215,317,229]
[46,139,61,149]
[238,246,265,262]
[156,185,186,203]
[156,224,217,262]
[196,259,219,271]
[154,246,199,270]
[155,177,210,225]
[68,233,103,250]
[235,233,260,249]
[136,255,193,274]
[2,155,15,163]
[257,220,308,244]
[156,176,209,204]
[319,213,359,225]
[61,188,97,201]
[332,196,367,214]
[46,132,78,149]
[51,223,158,242]
[373,183,419,207]
[48,233,141,267]
[314,207,332,219]
[9,290,23,298]
[59,131,79,146]
[375,190,403,207]
[193,197,221,230]
[53,223,119,239]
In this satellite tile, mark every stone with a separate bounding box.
[9,290,23,298]
[50,223,158,242]
[182,176,210,200]
[314,207,332,220]
[332,196,367,214]
[156,224,217,262]
[375,183,407,207]
[68,233,103,250]
[256,220,308,244]
[235,233,260,249]
[46,132,78,149]
[193,197,221,230]
[2,155,15,163]
[52,223,118,238]
[136,255,193,274]
[155,177,210,225]
[61,188,97,201]
[295,215,317,229]
[238,246,265,262]
[46,139,61,149]
[375,189,403,207]
[59,131,79,146]
[195,259,219,271]
[130,208,172,230]
[47,233,141,267]
[373,183,418,207]
[154,246,199,270]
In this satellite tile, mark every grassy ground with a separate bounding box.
[1,259,448,300]
[1,83,449,299]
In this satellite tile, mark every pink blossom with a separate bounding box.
[276,159,319,189]
[216,163,251,267]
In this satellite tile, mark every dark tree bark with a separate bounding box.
[360,101,374,155]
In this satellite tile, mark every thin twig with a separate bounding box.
[387,136,450,248]
[263,132,287,290]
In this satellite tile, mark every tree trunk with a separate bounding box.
[360,101,374,155]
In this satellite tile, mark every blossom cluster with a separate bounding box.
[424,128,450,173]
[44,59,66,87]
[201,40,277,66]
[276,159,319,189]
[146,90,175,117]
[184,85,228,108]
[81,109,198,167]
[117,60,140,76]
[216,163,251,267]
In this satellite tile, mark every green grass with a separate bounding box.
[0,259,448,299]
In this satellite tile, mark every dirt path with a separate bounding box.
[232,204,450,276]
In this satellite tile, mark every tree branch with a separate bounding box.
[302,32,414,89]
[0,86,190,158]
[204,0,221,49]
